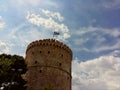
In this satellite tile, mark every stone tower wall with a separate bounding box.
[25,39,72,90]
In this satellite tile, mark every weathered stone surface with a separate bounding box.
[25,39,72,90]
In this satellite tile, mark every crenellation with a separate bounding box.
[26,39,72,54]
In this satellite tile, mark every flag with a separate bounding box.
[53,31,60,38]
[53,32,60,35]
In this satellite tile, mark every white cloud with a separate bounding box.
[73,26,120,52]
[100,28,120,38]
[26,10,70,40]
[103,0,120,9]
[0,22,5,30]
[72,55,120,90]
[109,50,120,57]
[9,23,26,39]
[0,16,5,30]
[41,9,64,22]
[0,41,11,54]
[0,4,7,12]
[27,0,41,6]
[75,26,120,38]
[26,11,68,32]
[10,0,41,6]
[8,0,59,11]
[93,39,120,52]
[8,23,46,45]
[75,26,99,35]
[63,33,70,39]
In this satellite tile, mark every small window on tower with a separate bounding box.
[35,61,38,64]
[61,54,63,57]
[40,51,42,53]
[31,51,34,54]
[67,77,69,80]
[39,70,42,73]
[59,63,62,66]
[48,51,50,54]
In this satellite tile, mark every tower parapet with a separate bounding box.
[26,39,72,54]
[25,39,72,90]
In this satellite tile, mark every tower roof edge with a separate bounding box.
[26,39,72,54]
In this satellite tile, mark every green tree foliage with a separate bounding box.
[0,54,27,90]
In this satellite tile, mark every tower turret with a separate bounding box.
[25,39,72,90]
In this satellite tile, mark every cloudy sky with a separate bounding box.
[0,0,120,90]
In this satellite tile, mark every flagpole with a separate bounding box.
[53,33,54,38]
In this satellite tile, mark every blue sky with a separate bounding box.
[0,0,120,90]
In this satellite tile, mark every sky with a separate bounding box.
[0,0,120,90]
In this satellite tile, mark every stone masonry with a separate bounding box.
[25,39,72,90]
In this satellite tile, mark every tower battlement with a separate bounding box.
[26,39,72,54]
